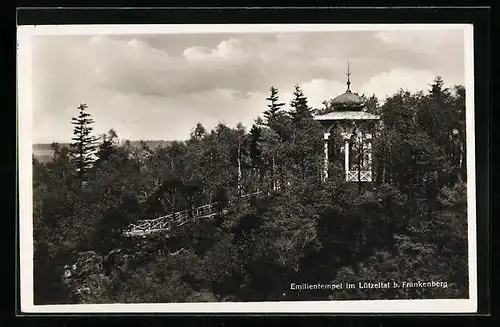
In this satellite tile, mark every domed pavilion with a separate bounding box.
[314,63,380,182]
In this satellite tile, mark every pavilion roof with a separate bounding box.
[314,111,380,121]
[330,89,365,107]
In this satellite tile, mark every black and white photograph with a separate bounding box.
[18,23,477,313]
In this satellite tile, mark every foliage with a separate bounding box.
[33,77,469,303]
[69,103,99,179]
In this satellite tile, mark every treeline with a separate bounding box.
[32,77,469,304]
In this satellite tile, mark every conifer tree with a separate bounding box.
[69,103,98,179]
[263,86,290,140]
[263,86,285,126]
[290,85,312,128]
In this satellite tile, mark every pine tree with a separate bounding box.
[290,85,312,129]
[70,103,98,179]
[263,86,290,139]
[264,86,285,126]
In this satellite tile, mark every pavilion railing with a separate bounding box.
[346,170,372,182]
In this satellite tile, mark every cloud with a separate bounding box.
[298,67,461,108]
[30,30,466,143]
[183,38,247,63]
[374,29,464,55]
[300,79,348,108]
[183,46,212,62]
[358,68,437,99]
[89,88,267,141]
[65,35,271,98]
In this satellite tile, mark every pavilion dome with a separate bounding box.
[330,89,365,107]
[329,62,365,111]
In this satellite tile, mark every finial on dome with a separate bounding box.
[346,61,351,91]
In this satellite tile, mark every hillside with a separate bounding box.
[32,79,469,304]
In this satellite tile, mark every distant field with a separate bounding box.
[33,143,70,151]
[32,140,175,163]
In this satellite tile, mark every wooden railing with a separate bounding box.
[123,189,268,237]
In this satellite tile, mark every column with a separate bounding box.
[366,133,372,182]
[323,132,330,181]
[344,139,350,181]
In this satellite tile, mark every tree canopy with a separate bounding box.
[33,77,469,304]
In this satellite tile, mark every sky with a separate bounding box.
[30,27,466,143]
